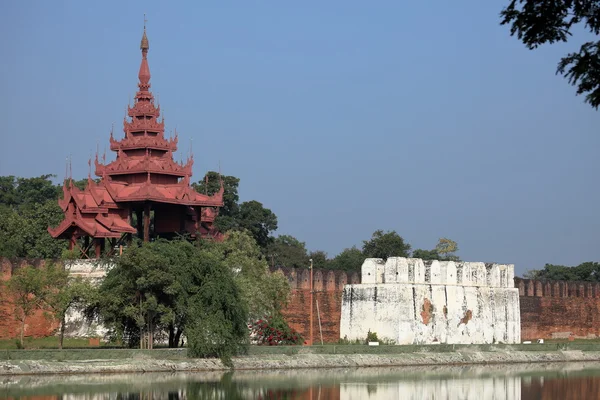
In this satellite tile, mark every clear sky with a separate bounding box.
[0,1,597,275]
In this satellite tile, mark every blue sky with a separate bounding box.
[1,1,598,275]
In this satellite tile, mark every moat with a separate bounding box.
[3,362,600,399]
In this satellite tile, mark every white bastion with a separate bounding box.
[340,258,521,344]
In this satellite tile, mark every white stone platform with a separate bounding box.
[340,258,521,345]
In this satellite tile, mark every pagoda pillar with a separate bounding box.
[94,239,102,258]
[136,209,143,238]
[69,234,76,251]
[143,203,151,242]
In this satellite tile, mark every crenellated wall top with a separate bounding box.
[515,277,600,298]
[359,257,515,288]
[3,257,599,297]
[269,266,360,292]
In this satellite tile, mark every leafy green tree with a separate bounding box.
[19,200,68,259]
[524,261,600,281]
[0,175,18,207]
[237,201,278,249]
[500,0,600,108]
[434,238,460,261]
[362,230,411,260]
[199,230,291,320]
[37,262,95,349]
[0,174,68,259]
[5,265,45,347]
[183,249,249,367]
[412,248,440,261]
[309,250,330,269]
[192,173,279,249]
[0,207,25,258]
[267,235,310,268]
[13,175,61,208]
[329,246,365,272]
[193,172,241,232]
[97,239,251,364]
[412,238,460,261]
[97,239,192,349]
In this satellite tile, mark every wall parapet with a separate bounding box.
[514,277,600,298]
[269,266,360,292]
[359,257,515,288]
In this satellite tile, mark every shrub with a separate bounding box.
[250,315,304,346]
[366,330,379,344]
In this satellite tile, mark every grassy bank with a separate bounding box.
[0,337,96,350]
[3,342,600,361]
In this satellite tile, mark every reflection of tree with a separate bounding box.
[366,383,378,396]
[185,372,245,400]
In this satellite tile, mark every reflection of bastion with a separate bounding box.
[340,258,521,345]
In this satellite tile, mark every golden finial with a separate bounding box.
[140,14,149,50]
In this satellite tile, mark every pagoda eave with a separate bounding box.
[79,207,110,214]
[110,143,177,152]
[95,169,189,178]
[48,219,96,239]
[112,195,223,207]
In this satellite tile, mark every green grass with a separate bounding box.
[0,336,101,350]
[544,338,600,344]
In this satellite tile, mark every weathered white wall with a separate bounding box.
[340,257,521,344]
[62,260,111,338]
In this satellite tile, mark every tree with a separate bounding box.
[412,238,460,261]
[37,262,94,350]
[0,207,25,258]
[97,239,193,349]
[182,250,249,367]
[500,0,600,108]
[0,175,18,207]
[96,239,251,364]
[309,250,330,269]
[237,201,278,249]
[362,230,411,260]
[5,265,45,347]
[19,200,67,259]
[13,175,60,208]
[199,230,291,320]
[434,238,460,261]
[412,248,440,261]
[267,235,310,269]
[0,175,68,259]
[329,246,365,271]
[524,261,600,281]
[193,172,241,232]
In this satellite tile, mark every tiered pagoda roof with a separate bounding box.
[49,24,223,248]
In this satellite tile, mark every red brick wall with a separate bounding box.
[0,258,59,340]
[515,278,600,340]
[275,267,360,344]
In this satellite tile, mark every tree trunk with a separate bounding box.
[168,324,175,348]
[149,319,153,350]
[174,328,183,348]
[19,319,25,348]
[59,313,66,350]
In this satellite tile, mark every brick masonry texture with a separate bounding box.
[3,257,600,342]
[0,258,59,340]
[516,278,600,340]
[274,267,360,344]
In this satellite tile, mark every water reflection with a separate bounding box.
[3,362,600,399]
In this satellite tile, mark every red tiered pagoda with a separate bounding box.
[49,25,224,257]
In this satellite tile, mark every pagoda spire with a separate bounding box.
[138,15,151,88]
